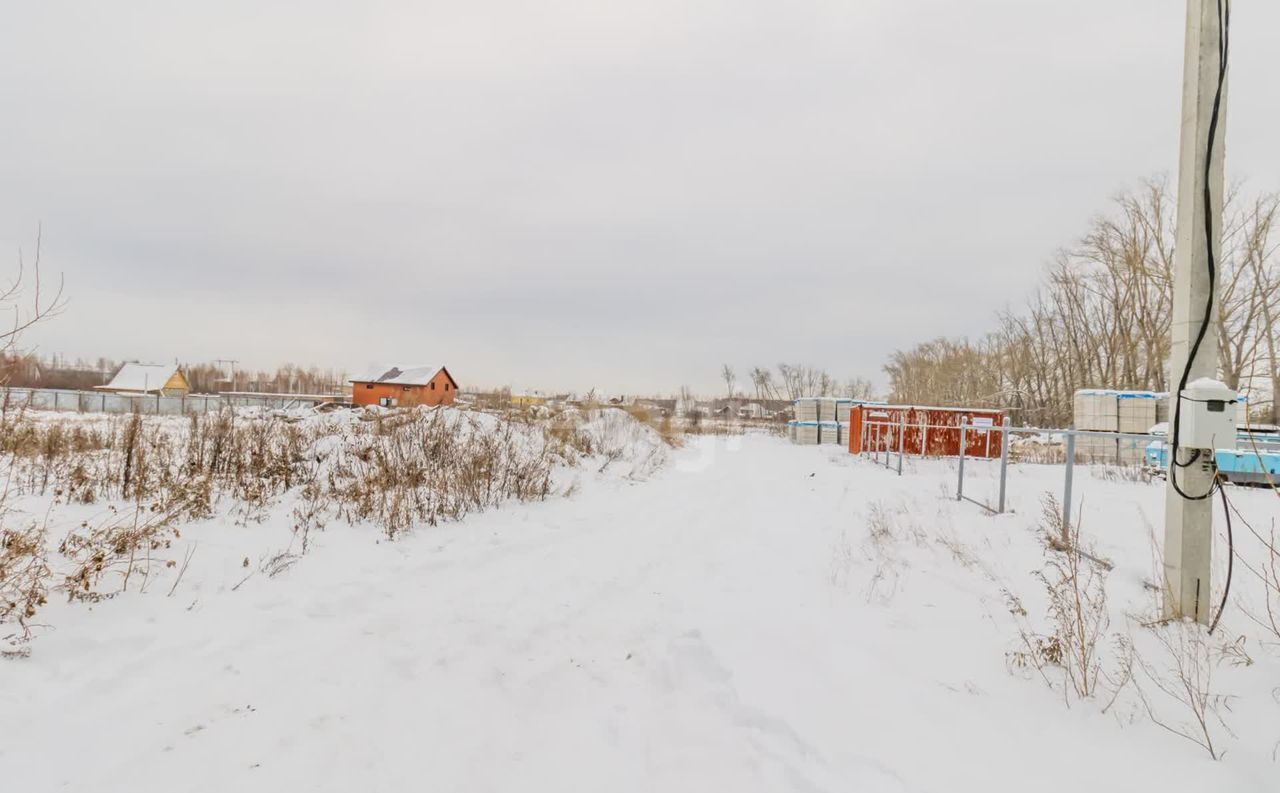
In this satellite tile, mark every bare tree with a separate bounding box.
[2,228,66,383]
[884,179,1280,425]
[749,366,777,401]
[842,377,876,400]
[720,364,736,399]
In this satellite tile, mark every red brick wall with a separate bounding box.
[351,369,457,407]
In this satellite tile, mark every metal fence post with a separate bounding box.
[997,416,1011,513]
[957,421,967,501]
[897,415,905,476]
[1063,427,1076,531]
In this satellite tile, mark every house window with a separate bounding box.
[430,382,436,390]
[445,383,451,391]
[403,386,410,391]
[365,384,374,390]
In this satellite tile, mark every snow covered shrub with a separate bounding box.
[0,518,51,646]
[544,414,595,459]
[290,475,330,554]
[576,409,669,478]
[1131,622,1235,760]
[621,405,683,448]
[1007,494,1121,702]
[0,411,309,514]
[59,505,180,602]
[1037,495,1111,699]
[329,409,555,538]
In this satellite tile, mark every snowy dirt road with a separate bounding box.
[3,434,1277,792]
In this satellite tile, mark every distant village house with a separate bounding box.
[350,364,458,407]
[511,392,549,407]
[95,363,191,397]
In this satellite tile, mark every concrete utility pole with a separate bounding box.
[1163,0,1228,624]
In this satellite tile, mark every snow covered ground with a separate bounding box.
[3,429,1279,791]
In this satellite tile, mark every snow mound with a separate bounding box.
[577,408,670,479]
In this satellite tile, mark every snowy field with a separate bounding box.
[2,415,1279,792]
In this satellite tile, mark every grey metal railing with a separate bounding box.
[859,418,1161,527]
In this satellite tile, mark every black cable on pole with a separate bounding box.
[1168,0,1229,502]
[1208,480,1233,634]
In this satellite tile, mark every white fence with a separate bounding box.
[0,387,337,416]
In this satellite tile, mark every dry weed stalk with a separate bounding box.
[1007,494,1121,705]
[0,515,51,644]
[855,500,933,604]
[1037,494,1111,699]
[1223,505,1280,640]
[1131,621,1236,760]
[59,504,180,602]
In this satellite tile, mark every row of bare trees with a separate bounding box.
[182,362,349,395]
[718,363,875,401]
[885,178,1280,425]
[1,352,349,396]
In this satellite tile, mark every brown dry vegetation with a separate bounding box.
[0,405,659,643]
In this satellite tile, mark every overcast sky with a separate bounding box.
[3,1,1278,395]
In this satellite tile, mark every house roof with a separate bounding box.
[98,362,182,393]
[351,364,454,387]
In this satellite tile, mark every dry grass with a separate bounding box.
[1,405,657,639]
[621,405,684,447]
[329,409,555,538]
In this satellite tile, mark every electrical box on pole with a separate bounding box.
[1178,378,1238,450]
[1163,0,1229,624]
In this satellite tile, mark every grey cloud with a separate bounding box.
[2,1,1278,393]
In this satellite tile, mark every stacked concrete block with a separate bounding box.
[1076,434,1149,465]
[1073,389,1119,431]
[794,399,821,422]
[834,399,856,425]
[1155,393,1171,424]
[792,422,820,445]
[1118,391,1160,434]
[1116,434,1148,465]
[1075,434,1118,463]
[788,419,846,446]
[816,399,834,422]
[792,398,875,447]
[1073,389,1168,467]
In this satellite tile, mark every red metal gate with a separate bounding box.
[849,405,1006,459]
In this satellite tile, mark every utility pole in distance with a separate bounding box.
[1163,0,1228,624]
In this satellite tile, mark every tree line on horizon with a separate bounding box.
[0,352,349,396]
[884,177,1280,426]
[713,363,876,403]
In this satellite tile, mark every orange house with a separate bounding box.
[350,365,459,407]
